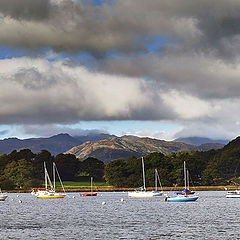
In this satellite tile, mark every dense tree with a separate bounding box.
[124,156,142,187]
[79,157,105,181]
[8,149,35,162]
[32,150,54,180]
[3,159,36,189]
[1,136,240,190]
[54,153,79,180]
[104,158,127,187]
[0,154,11,172]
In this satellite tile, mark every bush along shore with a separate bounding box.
[52,185,240,192]
[4,185,238,193]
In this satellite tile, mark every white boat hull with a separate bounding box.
[35,190,66,198]
[128,191,155,198]
[226,191,240,198]
[152,191,163,196]
[226,195,240,198]
[0,194,8,201]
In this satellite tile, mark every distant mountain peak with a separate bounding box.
[174,137,229,146]
[65,137,225,164]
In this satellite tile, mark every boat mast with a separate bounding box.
[155,169,163,192]
[55,163,66,193]
[184,161,187,190]
[44,162,47,190]
[53,162,56,192]
[155,169,157,191]
[142,157,146,191]
[187,170,190,190]
[91,177,93,193]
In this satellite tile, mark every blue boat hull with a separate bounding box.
[167,196,198,202]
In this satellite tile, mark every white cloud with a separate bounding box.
[0,57,173,124]
[123,126,183,141]
[161,90,214,119]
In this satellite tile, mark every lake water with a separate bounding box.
[0,191,239,239]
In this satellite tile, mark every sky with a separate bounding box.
[0,0,240,141]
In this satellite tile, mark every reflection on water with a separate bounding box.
[0,191,238,239]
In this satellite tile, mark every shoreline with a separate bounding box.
[4,185,238,193]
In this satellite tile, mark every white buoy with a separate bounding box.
[18,200,22,203]
[72,196,75,198]
[102,201,106,205]
[17,195,19,197]
[120,198,124,202]
[11,198,14,201]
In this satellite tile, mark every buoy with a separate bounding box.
[17,195,19,197]
[18,200,22,203]
[102,201,106,205]
[11,198,14,201]
[120,198,124,202]
[72,196,75,198]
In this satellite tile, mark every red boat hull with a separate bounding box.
[80,192,97,196]
[176,191,195,195]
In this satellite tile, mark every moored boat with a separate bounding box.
[166,194,198,202]
[175,189,195,195]
[128,188,155,198]
[80,177,97,197]
[0,188,7,201]
[166,161,198,202]
[33,162,66,199]
[226,190,240,198]
[128,157,155,197]
[80,192,97,196]
[152,169,163,196]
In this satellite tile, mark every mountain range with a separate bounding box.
[65,137,225,164]
[0,133,115,156]
[0,133,227,161]
[174,137,229,145]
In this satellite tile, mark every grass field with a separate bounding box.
[39,181,236,192]
[54,181,111,189]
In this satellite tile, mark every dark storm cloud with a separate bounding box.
[1,0,240,57]
[0,0,50,20]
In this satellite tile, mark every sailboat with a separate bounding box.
[226,189,240,198]
[32,162,66,199]
[128,157,156,197]
[0,188,7,201]
[80,177,97,196]
[152,169,163,196]
[166,161,198,202]
[175,170,195,195]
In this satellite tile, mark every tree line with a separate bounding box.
[1,136,240,190]
[104,137,240,188]
[0,149,104,190]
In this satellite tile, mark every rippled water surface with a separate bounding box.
[0,191,239,239]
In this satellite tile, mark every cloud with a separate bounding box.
[0,57,176,124]
[100,51,240,100]
[122,127,183,141]
[0,0,50,20]
[161,90,214,119]
[17,124,107,138]
[0,0,240,58]
[0,56,240,141]
[0,129,9,136]
[1,0,240,140]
